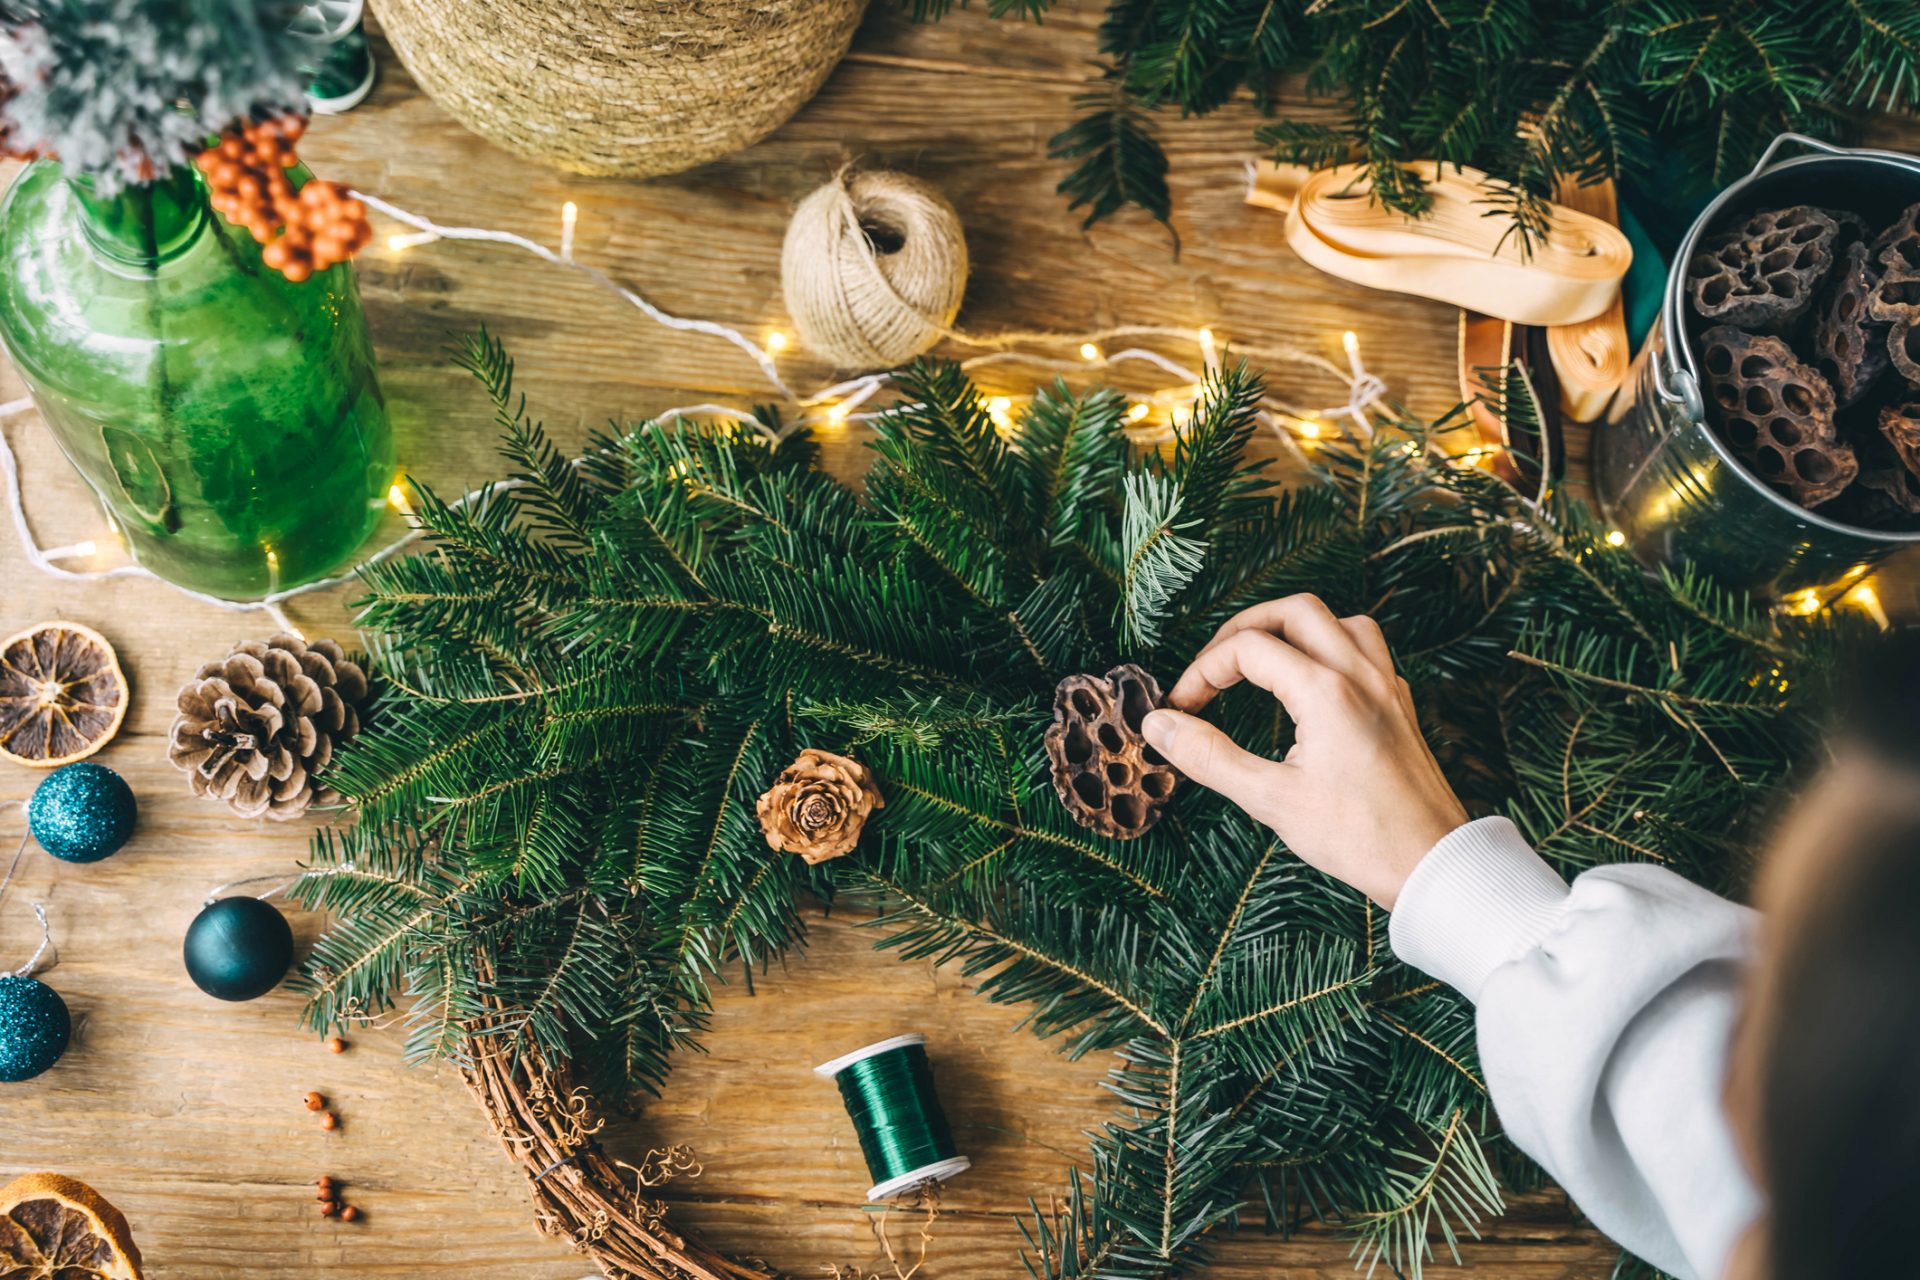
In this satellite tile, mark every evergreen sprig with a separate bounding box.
[910,0,1920,238]
[296,332,1848,1277]
[0,0,309,191]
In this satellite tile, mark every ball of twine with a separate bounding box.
[781,169,969,371]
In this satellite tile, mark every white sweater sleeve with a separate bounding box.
[1387,817,1761,1280]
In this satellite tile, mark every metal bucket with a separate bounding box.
[1594,133,1920,599]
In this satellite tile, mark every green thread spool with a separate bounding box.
[814,1033,970,1201]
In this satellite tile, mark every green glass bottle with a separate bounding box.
[0,159,394,599]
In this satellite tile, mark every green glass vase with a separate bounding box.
[0,160,394,599]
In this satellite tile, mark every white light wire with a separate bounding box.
[1,192,1387,627]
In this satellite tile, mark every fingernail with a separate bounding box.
[1142,709,1176,750]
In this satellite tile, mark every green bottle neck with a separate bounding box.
[66,167,208,267]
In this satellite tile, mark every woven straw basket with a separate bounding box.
[369,0,868,177]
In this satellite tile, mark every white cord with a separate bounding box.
[355,191,801,401]
[1,192,1386,623]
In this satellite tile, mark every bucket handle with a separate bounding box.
[1658,132,1864,421]
[1746,132,1851,179]
[1651,354,1704,420]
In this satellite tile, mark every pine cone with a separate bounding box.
[167,635,371,821]
[755,749,884,864]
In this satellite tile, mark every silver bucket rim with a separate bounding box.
[1655,131,1920,545]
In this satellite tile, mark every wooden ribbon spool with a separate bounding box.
[1273,161,1632,326]
[1543,175,1632,422]
[1250,160,1634,428]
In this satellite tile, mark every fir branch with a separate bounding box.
[1049,67,1178,249]
[909,0,1887,236]
[0,0,308,191]
[303,343,1840,1278]
[1119,473,1209,650]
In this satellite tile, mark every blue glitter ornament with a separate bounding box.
[0,974,70,1081]
[28,762,136,863]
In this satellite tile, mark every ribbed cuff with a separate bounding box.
[1387,816,1571,1003]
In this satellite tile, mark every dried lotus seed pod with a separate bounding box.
[1870,201,1920,277]
[1698,325,1856,508]
[1845,423,1920,524]
[1687,206,1840,333]
[1044,665,1179,840]
[1880,399,1920,481]
[1812,241,1890,407]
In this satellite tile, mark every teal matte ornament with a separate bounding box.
[183,896,294,1001]
[28,762,136,863]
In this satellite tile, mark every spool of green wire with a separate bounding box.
[814,1033,971,1201]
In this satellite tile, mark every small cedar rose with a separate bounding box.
[754,748,884,865]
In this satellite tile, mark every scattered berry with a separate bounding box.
[340,1205,360,1223]
[303,1091,326,1112]
[319,1199,339,1217]
[320,1111,339,1131]
[326,1036,346,1054]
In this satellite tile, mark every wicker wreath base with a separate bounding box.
[466,1040,769,1280]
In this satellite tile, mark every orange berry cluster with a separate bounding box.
[193,116,371,284]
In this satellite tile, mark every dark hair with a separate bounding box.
[1759,628,1920,1277]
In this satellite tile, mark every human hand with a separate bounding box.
[1141,595,1466,909]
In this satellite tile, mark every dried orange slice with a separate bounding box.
[0,623,129,769]
[0,1172,144,1279]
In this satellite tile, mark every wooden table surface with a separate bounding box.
[4,6,1917,1278]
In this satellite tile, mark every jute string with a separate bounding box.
[782,168,970,371]
[369,0,866,178]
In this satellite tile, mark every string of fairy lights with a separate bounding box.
[0,194,1887,628]
[0,194,1398,632]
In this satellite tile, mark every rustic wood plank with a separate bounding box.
[3,3,1915,1276]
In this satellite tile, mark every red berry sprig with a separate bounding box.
[193,116,371,283]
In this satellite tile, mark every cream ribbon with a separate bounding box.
[1545,175,1632,421]
[1250,160,1632,328]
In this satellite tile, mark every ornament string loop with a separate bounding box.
[14,904,55,978]
[201,871,297,905]
[0,804,55,977]
[0,809,27,914]
[814,1034,970,1202]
